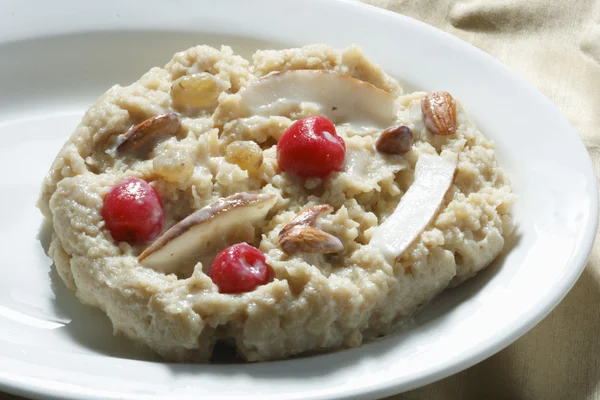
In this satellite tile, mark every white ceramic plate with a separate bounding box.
[0,0,597,399]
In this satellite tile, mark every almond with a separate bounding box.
[278,204,343,254]
[116,113,181,154]
[279,204,333,237]
[421,91,457,136]
[375,125,413,155]
[279,226,343,254]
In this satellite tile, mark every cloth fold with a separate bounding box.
[358,1,600,399]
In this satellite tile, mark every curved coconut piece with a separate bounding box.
[139,192,277,274]
[236,70,399,130]
[370,153,458,263]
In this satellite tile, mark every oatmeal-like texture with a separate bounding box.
[38,44,515,362]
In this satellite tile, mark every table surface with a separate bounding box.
[4,0,600,399]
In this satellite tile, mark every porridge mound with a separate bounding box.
[38,44,516,362]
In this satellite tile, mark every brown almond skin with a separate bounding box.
[279,204,334,238]
[280,226,343,254]
[421,91,457,136]
[116,113,181,154]
[376,125,413,155]
[278,204,343,254]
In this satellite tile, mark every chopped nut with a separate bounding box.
[225,141,263,174]
[278,204,343,254]
[376,125,413,155]
[279,226,343,254]
[116,113,181,154]
[279,205,333,237]
[171,73,225,108]
[421,91,457,136]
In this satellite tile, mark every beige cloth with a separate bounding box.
[4,2,600,400]
[357,1,600,399]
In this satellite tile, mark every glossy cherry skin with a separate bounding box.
[102,177,164,244]
[209,243,272,294]
[277,116,346,178]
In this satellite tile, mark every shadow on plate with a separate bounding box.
[36,217,53,254]
[49,267,160,362]
[412,229,523,327]
[38,219,159,362]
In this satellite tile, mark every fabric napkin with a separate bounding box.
[358,1,600,399]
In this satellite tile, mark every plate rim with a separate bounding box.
[0,0,598,399]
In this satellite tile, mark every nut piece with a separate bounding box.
[279,226,343,254]
[421,91,457,136]
[225,141,263,174]
[279,204,333,237]
[171,73,225,108]
[375,125,413,155]
[116,113,181,154]
[278,204,343,254]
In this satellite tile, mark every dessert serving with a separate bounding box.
[38,44,516,362]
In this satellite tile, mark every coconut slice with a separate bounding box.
[370,153,457,263]
[138,192,277,274]
[236,70,398,130]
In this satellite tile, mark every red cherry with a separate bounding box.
[209,243,272,294]
[102,177,164,244]
[277,116,346,178]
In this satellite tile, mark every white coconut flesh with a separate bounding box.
[138,193,277,275]
[370,153,458,263]
[236,70,399,131]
